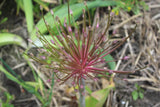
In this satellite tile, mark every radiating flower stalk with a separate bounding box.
[26,1,137,106]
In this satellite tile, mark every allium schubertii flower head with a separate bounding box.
[28,2,135,91]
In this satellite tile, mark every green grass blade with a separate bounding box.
[15,0,24,14]
[0,59,44,103]
[44,73,54,107]
[0,65,22,85]
[23,0,34,33]
[31,1,116,40]
[0,33,27,48]
[0,17,8,24]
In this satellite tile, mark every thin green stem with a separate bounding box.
[79,78,85,107]
[67,0,71,25]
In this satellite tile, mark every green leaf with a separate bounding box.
[0,17,8,24]
[86,84,114,107]
[69,0,79,4]
[31,1,116,40]
[33,35,59,47]
[23,0,34,33]
[25,81,39,88]
[5,92,14,103]
[139,92,144,99]
[135,83,139,89]
[85,86,92,95]
[0,33,27,48]
[38,77,44,94]
[15,0,24,14]
[132,90,138,101]
[104,54,116,70]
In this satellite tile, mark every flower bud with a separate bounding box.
[50,40,54,44]
[50,9,54,15]
[123,56,130,60]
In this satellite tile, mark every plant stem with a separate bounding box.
[79,78,85,107]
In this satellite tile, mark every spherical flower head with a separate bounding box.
[28,2,136,90]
